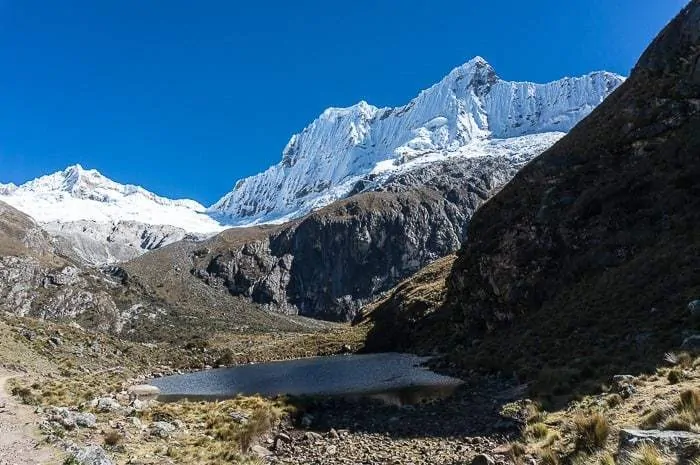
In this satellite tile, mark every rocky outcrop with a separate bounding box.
[193,155,526,321]
[0,201,160,333]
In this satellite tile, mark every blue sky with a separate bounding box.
[0,0,686,205]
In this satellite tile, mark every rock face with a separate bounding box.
[0,200,169,334]
[619,429,700,461]
[438,1,700,374]
[45,220,198,265]
[193,155,531,321]
[209,58,623,225]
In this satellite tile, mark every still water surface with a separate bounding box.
[151,353,462,403]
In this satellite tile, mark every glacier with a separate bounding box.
[0,164,224,234]
[208,57,624,225]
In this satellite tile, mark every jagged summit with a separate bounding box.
[209,58,624,225]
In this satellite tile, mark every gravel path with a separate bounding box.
[0,371,58,465]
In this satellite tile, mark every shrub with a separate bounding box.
[103,430,122,447]
[599,452,616,465]
[667,368,683,384]
[606,394,623,408]
[574,412,610,450]
[524,422,551,440]
[237,407,275,452]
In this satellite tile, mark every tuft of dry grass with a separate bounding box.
[606,394,624,408]
[103,430,123,447]
[667,368,684,384]
[505,441,527,465]
[623,443,667,465]
[537,447,560,465]
[639,389,700,432]
[573,412,610,450]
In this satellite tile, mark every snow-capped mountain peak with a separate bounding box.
[1,165,223,234]
[209,57,625,225]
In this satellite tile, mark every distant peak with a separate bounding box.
[468,55,489,66]
[320,100,378,119]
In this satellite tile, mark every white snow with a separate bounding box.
[209,57,624,224]
[0,165,225,234]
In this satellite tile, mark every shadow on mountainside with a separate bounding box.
[362,0,700,409]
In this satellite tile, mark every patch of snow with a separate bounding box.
[1,165,225,234]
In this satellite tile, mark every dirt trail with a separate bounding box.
[0,371,58,465]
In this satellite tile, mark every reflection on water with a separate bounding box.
[151,353,462,405]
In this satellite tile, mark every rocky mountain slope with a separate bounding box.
[209,58,623,225]
[125,153,540,322]
[365,0,700,383]
[0,200,326,340]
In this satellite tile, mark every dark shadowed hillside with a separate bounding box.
[366,1,700,387]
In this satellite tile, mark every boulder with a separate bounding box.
[96,397,122,413]
[127,384,160,401]
[619,429,700,458]
[688,300,700,317]
[150,421,176,438]
[70,445,113,465]
[251,444,273,457]
[470,454,495,465]
[75,412,97,428]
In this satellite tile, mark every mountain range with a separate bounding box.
[0,59,623,264]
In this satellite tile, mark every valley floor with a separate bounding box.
[0,313,698,465]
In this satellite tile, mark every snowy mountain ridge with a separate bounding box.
[208,57,624,224]
[0,164,224,234]
[0,57,624,264]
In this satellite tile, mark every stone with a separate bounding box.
[619,429,700,457]
[96,397,122,413]
[304,431,323,442]
[251,445,273,457]
[611,374,637,398]
[150,421,176,438]
[681,335,700,350]
[274,433,292,450]
[75,412,97,428]
[127,385,160,401]
[70,445,113,465]
[300,413,314,428]
[688,300,700,316]
[328,428,340,440]
[470,454,496,465]
[131,399,148,411]
[229,411,250,424]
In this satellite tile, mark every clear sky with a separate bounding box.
[0,0,686,205]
